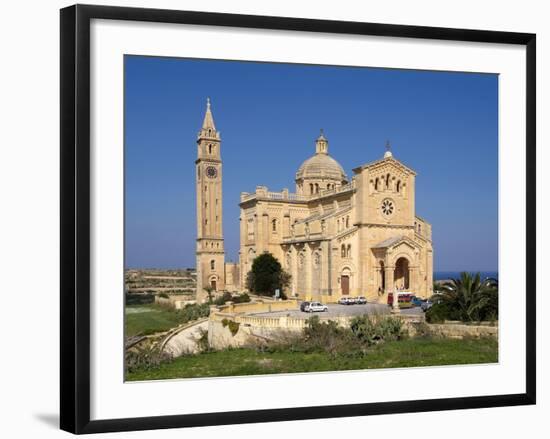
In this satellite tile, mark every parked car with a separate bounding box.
[356,296,367,304]
[338,297,350,305]
[300,301,311,312]
[305,301,328,312]
[411,296,425,307]
[420,300,433,312]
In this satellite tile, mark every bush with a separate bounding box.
[177,303,210,323]
[158,292,169,299]
[214,292,252,306]
[195,327,210,352]
[349,315,404,346]
[425,302,460,323]
[221,318,240,336]
[125,344,172,374]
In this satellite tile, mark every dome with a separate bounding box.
[296,153,348,182]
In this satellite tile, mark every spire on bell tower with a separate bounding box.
[315,129,328,154]
[202,97,216,131]
[197,98,221,159]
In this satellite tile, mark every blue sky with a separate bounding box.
[125,56,498,272]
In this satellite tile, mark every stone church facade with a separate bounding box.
[195,100,433,304]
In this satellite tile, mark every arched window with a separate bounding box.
[208,144,212,154]
[341,244,346,258]
[205,219,208,225]
[346,244,351,257]
[210,260,215,270]
[386,173,391,188]
[310,183,314,194]
[346,216,350,228]
[205,202,207,208]
[375,178,379,191]
[396,180,401,193]
[327,184,331,190]
[272,218,277,232]
[418,224,422,234]
[315,183,319,193]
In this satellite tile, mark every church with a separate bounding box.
[195,99,433,304]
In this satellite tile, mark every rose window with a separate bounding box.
[381,199,395,216]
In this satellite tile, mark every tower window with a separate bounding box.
[205,202,208,208]
[346,216,350,228]
[341,244,346,258]
[347,244,351,257]
[205,219,208,225]
[272,219,277,232]
[375,178,379,191]
[210,260,215,270]
[396,180,401,193]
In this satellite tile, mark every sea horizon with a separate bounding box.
[434,271,498,281]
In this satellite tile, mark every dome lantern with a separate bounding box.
[295,130,348,195]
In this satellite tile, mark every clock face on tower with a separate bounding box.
[205,166,218,179]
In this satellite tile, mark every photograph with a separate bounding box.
[123,56,499,382]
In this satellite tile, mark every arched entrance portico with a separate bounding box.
[394,257,410,290]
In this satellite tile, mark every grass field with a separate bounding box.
[126,337,498,381]
[125,303,209,337]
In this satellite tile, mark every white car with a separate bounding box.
[305,301,328,312]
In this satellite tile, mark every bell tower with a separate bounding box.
[195,98,225,301]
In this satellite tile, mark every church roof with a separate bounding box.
[372,236,405,249]
[372,235,421,250]
[296,131,348,183]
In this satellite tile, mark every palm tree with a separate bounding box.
[436,272,498,322]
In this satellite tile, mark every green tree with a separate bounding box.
[246,252,291,297]
[431,272,498,322]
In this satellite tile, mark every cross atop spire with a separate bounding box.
[384,139,393,158]
[315,129,328,154]
[202,97,216,131]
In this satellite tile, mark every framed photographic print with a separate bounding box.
[60,4,536,434]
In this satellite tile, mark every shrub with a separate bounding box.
[177,303,210,323]
[214,292,233,306]
[158,292,169,299]
[349,315,404,346]
[125,344,172,374]
[221,318,240,336]
[303,316,367,358]
[195,327,210,352]
[214,292,252,306]
[425,302,460,323]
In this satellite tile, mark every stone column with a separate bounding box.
[385,265,399,313]
[305,243,312,301]
[291,245,298,297]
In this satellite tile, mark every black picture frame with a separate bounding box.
[60,4,536,434]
